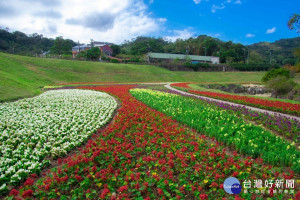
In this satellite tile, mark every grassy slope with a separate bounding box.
[0,52,265,101]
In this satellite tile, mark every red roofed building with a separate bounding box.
[99,44,113,56]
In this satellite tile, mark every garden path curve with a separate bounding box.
[165,84,300,122]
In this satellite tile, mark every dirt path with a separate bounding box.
[165,84,300,122]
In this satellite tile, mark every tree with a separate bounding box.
[262,68,292,82]
[203,38,219,56]
[50,36,72,55]
[288,14,300,34]
[248,51,264,64]
[86,47,101,60]
[110,44,120,56]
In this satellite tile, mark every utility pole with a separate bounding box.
[269,51,272,64]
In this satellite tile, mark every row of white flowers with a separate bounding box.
[0,89,117,192]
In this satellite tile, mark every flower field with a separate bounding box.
[170,83,300,116]
[150,87,300,142]
[0,89,117,193]
[6,85,297,200]
[130,89,300,173]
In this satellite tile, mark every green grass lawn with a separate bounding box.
[0,52,266,102]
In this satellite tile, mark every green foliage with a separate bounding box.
[0,29,55,55]
[86,47,101,59]
[266,76,296,96]
[110,44,120,56]
[262,68,292,82]
[110,58,119,63]
[61,54,73,59]
[76,51,87,59]
[248,38,300,65]
[248,51,264,64]
[293,48,300,64]
[231,63,279,71]
[101,55,109,61]
[122,36,167,55]
[50,36,73,55]
[1,28,299,65]
[288,13,300,33]
[184,62,210,71]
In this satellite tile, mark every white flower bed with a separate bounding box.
[0,89,117,191]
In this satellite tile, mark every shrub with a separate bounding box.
[76,51,87,59]
[283,64,300,73]
[184,62,210,71]
[266,76,296,97]
[101,56,109,61]
[110,58,119,63]
[231,64,279,71]
[262,68,292,82]
[86,47,101,60]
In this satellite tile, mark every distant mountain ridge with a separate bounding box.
[248,37,300,65]
[0,27,299,65]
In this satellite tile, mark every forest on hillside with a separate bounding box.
[120,36,300,65]
[0,27,299,65]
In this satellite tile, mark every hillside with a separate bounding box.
[0,52,266,102]
[1,28,299,65]
[248,37,300,64]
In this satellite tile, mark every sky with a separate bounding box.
[0,0,299,45]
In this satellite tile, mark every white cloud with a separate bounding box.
[211,4,225,13]
[158,18,167,23]
[211,33,221,37]
[0,0,163,44]
[225,0,232,3]
[246,33,255,38]
[266,27,276,34]
[165,28,195,42]
[193,0,202,4]
[234,0,242,4]
[149,0,154,4]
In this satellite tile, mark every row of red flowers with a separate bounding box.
[7,85,297,199]
[171,83,300,115]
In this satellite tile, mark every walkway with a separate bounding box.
[165,84,300,122]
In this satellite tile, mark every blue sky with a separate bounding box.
[148,0,299,44]
[0,0,298,44]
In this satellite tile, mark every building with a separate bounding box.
[147,53,220,64]
[72,41,113,59]
[92,41,113,56]
[72,44,91,58]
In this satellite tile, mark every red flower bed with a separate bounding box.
[189,90,300,115]
[170,82,191,88]
[9,85,294,199]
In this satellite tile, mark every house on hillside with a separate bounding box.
[72,44,91,58]
[72,41,113,59]
[147,53,220,64]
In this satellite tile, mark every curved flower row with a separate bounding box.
[130,89,300,173]
[151,88,299,142]
[0,89,117,192]
[170,83,300,116]
[6,85,296,199]
[171,83,191,88]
